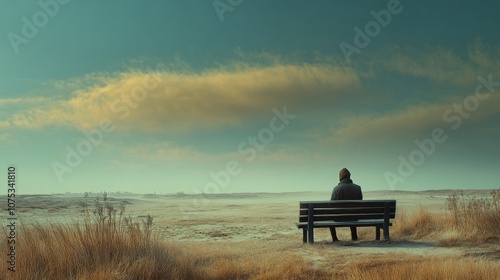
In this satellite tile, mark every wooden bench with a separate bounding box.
[297,200,396,243]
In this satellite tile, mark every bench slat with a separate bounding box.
[299,213,395,223]
[300,200,396,209]
[297,221,392,228]
[299,207,396,215]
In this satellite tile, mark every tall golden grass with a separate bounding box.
[445,190,500,238]
[393,190,500,244]
[2,193,203,280]
[1,221,327,279]
[1,191,498,279]
[339,256,500,280]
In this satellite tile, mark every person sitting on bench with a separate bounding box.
[330,168,363,242]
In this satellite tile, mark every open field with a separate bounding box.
[1,189,499,279]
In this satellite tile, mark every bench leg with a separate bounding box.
[308,227,314,244]
[384,227,390,241]
[302,228,307,243]
[375,226,380,240]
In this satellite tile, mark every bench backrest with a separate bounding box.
[299,200,396,223]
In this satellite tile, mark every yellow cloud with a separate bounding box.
[332,92,500,143]
[7,63,361,132]
[333,104,447,143]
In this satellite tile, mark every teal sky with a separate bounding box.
[1,0,499,194]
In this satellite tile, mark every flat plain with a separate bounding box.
[1,189,499,279]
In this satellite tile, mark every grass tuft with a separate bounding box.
[445,190,500,240]
[1,194,201,280]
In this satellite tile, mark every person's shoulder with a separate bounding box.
[349,180,360,187]
[353,183,362,193]
[331,184,341,200]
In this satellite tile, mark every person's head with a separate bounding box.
[339,168,351,181]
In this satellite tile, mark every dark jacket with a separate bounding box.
[331,179,363,200]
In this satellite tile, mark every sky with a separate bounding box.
[1,0,499,194]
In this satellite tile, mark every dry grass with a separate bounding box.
[339,256,499,280]
[392,207,445,239]
[392,190,500,245]
[445,190,500,239]
[1,194,203,280]
[1,191,499,279]
[0,221,327,280]
[1,194,325,280]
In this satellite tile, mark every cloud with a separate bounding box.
[6,63,361,132]
[362,41,500,85]
[0,120,10,129]
[0,97,48,107]
[5,44,499,149]
[332,104,448,143]
[315,42,500,145]
[330,91,500,144]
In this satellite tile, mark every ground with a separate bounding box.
[9,189,499,268]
